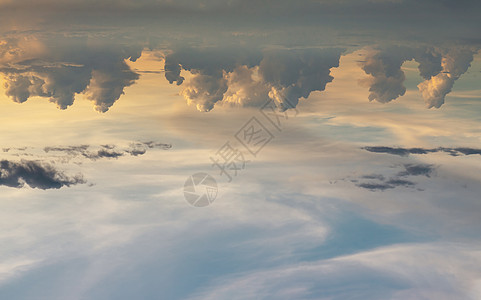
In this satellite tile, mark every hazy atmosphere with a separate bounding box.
[1,1,481,299]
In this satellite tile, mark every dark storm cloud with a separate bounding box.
[0,160,85,189]
[164,47,342,111]
[363,146,481,157]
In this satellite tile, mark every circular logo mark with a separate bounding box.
[183,172,218,207]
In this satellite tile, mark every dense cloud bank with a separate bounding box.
[1,35,478,112]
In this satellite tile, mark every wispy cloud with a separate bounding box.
[0,141,172,189]
[363,146,481,157]
[353,163,435,191]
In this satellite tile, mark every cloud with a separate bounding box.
[0,142,172,189]
[0,36,141,112]
[187,243,481,300]
[418,48,476,108]
[363,146,413,156]
[357,182,395,191]
[44,145,90,155]
[356,178,416,191]
[353,163,434,191]
[397,164,434,177]
[84,65,139,113]
[359,46,445,103]
[87,149,125,159]
[163,46,263,111]
[259,48,342,110]
[385,178,416,187]
[41,142,172,161]
[181,73,229,111]
[1,37,476,113]
[165,47,342,111]
[359,46,412,103]
[0,159,85,189]
[363,146,481,157]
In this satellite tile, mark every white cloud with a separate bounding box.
[418,48,475,108]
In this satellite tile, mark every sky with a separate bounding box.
[1,1,481,299]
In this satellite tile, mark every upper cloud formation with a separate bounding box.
[418,49,475,108]
[1,35,477,113]
[0,36,141,112]
[360,46,477,107]
[164,47,342,111]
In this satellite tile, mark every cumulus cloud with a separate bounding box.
[165,47,342,111]
[163,47,262,111]
[181,73,228,111]
[359,46,444,103]
[0,159,85,189]
[259,48,342,110]
[0,36,141,112]
[222,66,271,107]
[359,47,412,103]
[84,65,139,113]
[418,48,475,108]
